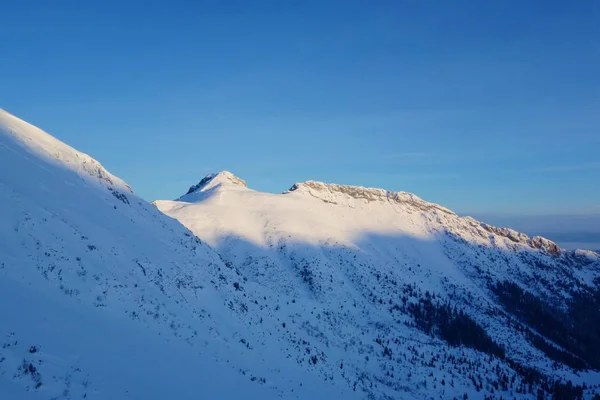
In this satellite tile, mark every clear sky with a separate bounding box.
[1,0,599,215]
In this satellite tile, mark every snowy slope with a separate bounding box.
[155,171,600,399]
[2,106,599,399]
[0,110,355,400]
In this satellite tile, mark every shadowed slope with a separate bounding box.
[0,110,355,400]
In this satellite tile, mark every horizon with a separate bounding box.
[2,2,598,217]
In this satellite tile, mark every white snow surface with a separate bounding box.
[156,171,600,399]
[2,108,600,399]
[0,110,353,400]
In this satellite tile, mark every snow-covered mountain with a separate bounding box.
[155,171,600,399]
[2,108,599,400]
[0,110,354,400]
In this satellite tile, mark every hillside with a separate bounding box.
[0,110,353,400]
[155,171,600,399]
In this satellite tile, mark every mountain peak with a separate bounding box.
[179,171,247,200]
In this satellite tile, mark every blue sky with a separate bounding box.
[1,1,599,215]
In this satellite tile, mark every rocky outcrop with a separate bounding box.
[287,180,455,215]
[185,171,247,195]
[482,223,561,256]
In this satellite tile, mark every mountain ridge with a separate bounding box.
[171,171,596,259]
[0,109,132,193]
[156,170,600,398]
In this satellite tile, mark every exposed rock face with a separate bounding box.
[186,174,218,195]
[530,236,562,256]
[185,171,247,195]
[481,224,562,256]
[287,180,455,215]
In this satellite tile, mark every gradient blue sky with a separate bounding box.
[1,0,599,215]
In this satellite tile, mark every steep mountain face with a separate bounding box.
[0,110,353,400]
[155,171,600,399]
